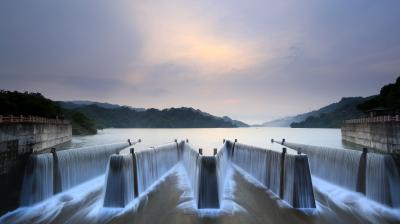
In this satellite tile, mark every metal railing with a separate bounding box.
[344,115,400,124]
[0,115,70,124]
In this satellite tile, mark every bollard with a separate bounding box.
[138,139,142,143]
[297,148,301,155]
[128,139,132,146]
[130,148,139,197]
[279,147,287,199]
[199,148,203,155]
[282,138,285,145]
[186,139,189,143]
[235,139,237,143]
[223,139,225,143]
[271,138,274,143]
[356,147,368,194]
[213,148,217,156]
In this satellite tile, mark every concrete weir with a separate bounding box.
[20,142,130,206]
[101,140,316,209]
[275,140,400,208]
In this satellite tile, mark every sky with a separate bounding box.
[0,1,400,124]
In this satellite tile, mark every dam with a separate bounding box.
[1,133,399,224]
[0,116,72,214]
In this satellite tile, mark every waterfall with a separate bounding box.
[103,154,135,207]
[282,141,400,208]
[57,143,128,191]
[283,142,362,191]
[267,150,282,195]
[198,156,219,209]
[20,153,54,206]
[216,142,230,205]
[231,143,269,187]
[180,142,201,204]
[283,154,315,208]
[366,154,400,207]
[230,142,315,208]
[135,143,179,194]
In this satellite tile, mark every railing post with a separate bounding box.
[279,147,287,199]
[130,148,139,197]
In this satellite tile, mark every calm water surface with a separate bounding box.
[62,127,350,155]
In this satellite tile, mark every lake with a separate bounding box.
[62,127,348,155]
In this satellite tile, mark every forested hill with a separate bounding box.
[60,102,249,128]
[290,97,369,128]
[290,75,399,128]
[0,90,97,135]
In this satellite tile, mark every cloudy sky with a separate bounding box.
[1,1,399,124]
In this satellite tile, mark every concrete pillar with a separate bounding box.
[130,148,139,198]
[279,147,287,199]
[356,147,368,194]
[51,148,61,194]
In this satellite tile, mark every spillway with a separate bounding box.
[280,141,400,207]
[230,142,316,208]
[103,154,135,207]
[19,142,129,206]
[20,153,54,206]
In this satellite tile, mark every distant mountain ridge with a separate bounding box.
[262,97,373,127]
[59,100,145,111]
[59,101,249,128]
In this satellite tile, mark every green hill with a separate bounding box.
[290,76,399,128]
[0,90,97,135]
[357,76,400,112]
[62,103,248,128]
[290,97,369,128]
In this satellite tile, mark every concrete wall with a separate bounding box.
[0,123,72,154]
[0,122,71,214]
[341,120,400,154]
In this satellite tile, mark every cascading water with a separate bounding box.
[135,143,179,194]
[281,141,400,208]
[198,156,219,208]
[20,153,54,206]
[57,143,128,191]
[103,154,135,207]
[215,142,231,205]
[283,154,315,208]
[231,143,269,187]
[283,142,362,191]
[267,150,282,195]
[20,142,129,206]
[230,142,315,208]
[180,142,201,204]
[366,153,400,207]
